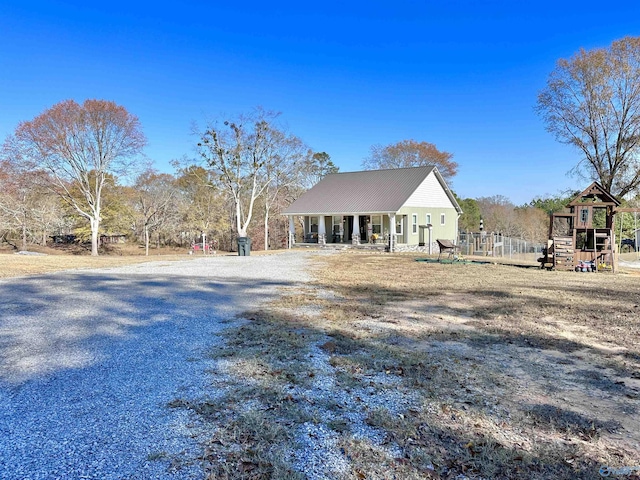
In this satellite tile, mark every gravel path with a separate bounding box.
[0,251,319,479]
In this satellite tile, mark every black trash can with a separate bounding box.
[237,237,251,256]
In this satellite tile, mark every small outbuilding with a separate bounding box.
[282,166,462,252]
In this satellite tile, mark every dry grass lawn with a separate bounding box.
[0,253,195,278]
[0,245,285,279]
[315,254,640,473]
[187,252,640,480]
[6,245,638,478]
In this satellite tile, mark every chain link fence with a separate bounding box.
[458,232,545,262]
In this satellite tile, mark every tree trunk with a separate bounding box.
[264,205,270,251]
[236,212,249,237]
[90,217,99,256]
[21,213,27,251]
[144,225,150,256]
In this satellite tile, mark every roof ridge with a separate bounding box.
[330,165,435,176]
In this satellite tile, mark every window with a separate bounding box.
[412,214,418,234]
[395,216,403,235]
[440,213,445,226]
[426,213,431,226]
[580,208,589,224]
[310,216,318,233]
[332,215,342,234]
[371,215,382,234]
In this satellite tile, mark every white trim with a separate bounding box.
[426,213,431,225]
[412,213,418,234]
[440,213,446,226]
[284,211,397,216]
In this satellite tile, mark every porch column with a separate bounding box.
[352,215,360,245]
[339,215,344,243]
[288,216,295,249]
[428,224,433,255]
[389,214,396,252]
[318,215,326,245]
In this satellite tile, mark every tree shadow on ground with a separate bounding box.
[183,302,632,480]
[0,273,294,384]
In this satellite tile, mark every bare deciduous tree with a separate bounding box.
[0,158,60,249]
[537,36,640,197]
[261,130,308,250]
[0,159,33,250]
[175,165,231,250]
[11,99,146,255]
[133,169,179,256]
[476,195,520,236]
[514,206,549,244]
[197,109,302,247]
[362,139,457,181]
[198,112,269,241]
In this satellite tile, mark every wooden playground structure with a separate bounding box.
[538,182,636,272]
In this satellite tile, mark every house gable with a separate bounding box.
[402,171,458,210]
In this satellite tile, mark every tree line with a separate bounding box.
[0,105,342,255]
[0,100,574,254]
[1,101,637,255]
[3,35,640,254]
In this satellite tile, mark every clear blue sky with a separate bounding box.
[2,1,639,205]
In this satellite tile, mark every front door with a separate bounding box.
[346,216,353,241]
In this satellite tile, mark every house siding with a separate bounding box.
[402,172,455,209]
[396,206,458,244]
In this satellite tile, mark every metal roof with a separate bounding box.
[283,166,460,215]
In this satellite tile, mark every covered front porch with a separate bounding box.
[288,213,409,252]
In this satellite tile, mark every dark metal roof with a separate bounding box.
[283,166,458,215]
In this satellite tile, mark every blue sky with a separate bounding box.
[2,1,639,204]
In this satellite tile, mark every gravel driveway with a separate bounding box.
[0,252,316,479]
